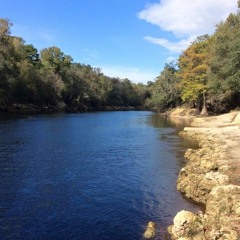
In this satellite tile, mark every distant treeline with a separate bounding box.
[0,18,150,112]
[146,2,240,114]
[1,3,240,114]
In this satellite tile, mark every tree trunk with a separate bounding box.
[200,92,208,116]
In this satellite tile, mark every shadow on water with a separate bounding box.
[148,113,193,131]
[148,114,199,148]
[145,113,203,239]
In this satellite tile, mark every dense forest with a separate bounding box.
[146,2,240,114]
[0,18,149,112]
[0,3,240,113]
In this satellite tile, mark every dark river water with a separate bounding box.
[0,111,199,240]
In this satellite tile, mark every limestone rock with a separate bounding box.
[169,112,240,239]
[169,210,204,239]
[202,185,240,239]
[144,221,156,239]
[198,172,229,198]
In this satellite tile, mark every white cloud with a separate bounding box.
[99,65,158,84]
[138,0,238,52]
[144,36,194,53]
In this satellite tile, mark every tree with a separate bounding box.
[178,35,210,112]
[23,44,40,65]
[40,46,72,75]
[0,19,20,105]
[134,83,150,106]
[207,12,240,112]
[145,62,181,111]
[0,18,149,111]
[0,18,12,40]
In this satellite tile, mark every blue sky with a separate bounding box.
[0,0,238,84]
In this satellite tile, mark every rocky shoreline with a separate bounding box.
[168,112,240,240]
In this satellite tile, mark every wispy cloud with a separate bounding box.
[82,48,100,62]
[138,0,238,52]
[12,24,56,49]
[38,30,55,43]
[99,65,159,84]
[144,36,194,53]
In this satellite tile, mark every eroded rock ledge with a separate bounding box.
[168,112,240,240]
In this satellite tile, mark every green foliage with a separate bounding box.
[146,6,240,113]
[40,46,72,75]
[178,35,210,108]
[207,12,240,112]
[0,19,20,104]
[24,44,40,65]
[145,63,181,111]
[107,78,142,107]
[0,18,146,111]
[2,6,240,114]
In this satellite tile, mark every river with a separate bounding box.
[0,111,199,240]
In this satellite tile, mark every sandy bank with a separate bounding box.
[168,112,240,239]
[167,107,199,119]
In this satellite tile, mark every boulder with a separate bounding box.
[169,210,204,239]
[144,221,156,239]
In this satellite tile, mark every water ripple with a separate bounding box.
[0,111,199,240]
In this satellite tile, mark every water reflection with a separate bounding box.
[148,114,193,131]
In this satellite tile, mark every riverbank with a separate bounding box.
[168,111,240,239]
[0,102,144,113]
[166,107,200,119]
